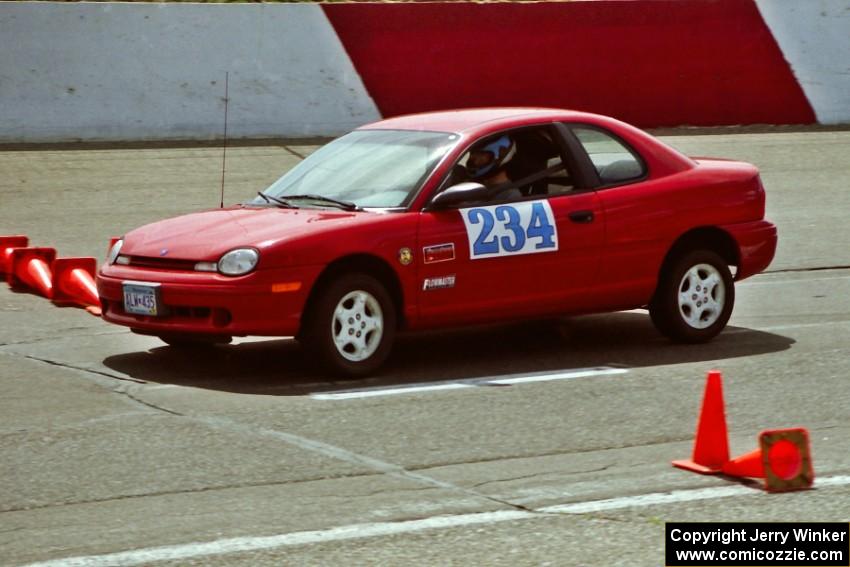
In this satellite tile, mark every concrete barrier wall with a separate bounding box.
[0,3,380,141]
[754,0,850,125]
[1,1,848,142]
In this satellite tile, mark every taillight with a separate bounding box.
[755,174,766,218]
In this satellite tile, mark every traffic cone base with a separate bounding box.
[721,428,814,492]
[85,305,103,317]
[672,458,724,475]
[672,370,730,474]
[0,235,29,274]
[7,247,56,298]
[52,257,100,308]
[762,428,814,492]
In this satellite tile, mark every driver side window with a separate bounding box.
[441,126,574,206]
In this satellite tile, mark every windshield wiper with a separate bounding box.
[256,191,297,209]
[282,194,361,211]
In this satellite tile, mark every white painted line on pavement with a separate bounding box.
[22,475,850,567]
[725,320,849,335]
[311,382,473,400]
[488,367,628,385]
[310,367,628,400]
[141,384,180,391]
[740,274,850,287]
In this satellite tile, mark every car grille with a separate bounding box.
[122,255,198,271]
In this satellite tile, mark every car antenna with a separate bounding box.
[219,71,229,209]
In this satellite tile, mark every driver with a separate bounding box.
[465,135,522,199]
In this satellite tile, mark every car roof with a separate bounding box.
[359,107,600,135]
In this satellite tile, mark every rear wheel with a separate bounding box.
[303,273,396,377]
[649,249,734,343]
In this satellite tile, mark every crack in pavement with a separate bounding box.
[193,415,541,515]
[0,473,413,515]
[118,388,183,416]
[0,329,129,348]
[0,350,729,521]
[21,355,147,385]
[403,441,693,473]
[0,412,153,437]
[764,265,850,274]
[10,354,181,419]
[2,462,559,516]
[469,464,615,489]
[16,342,842,526]
[5,353,539,515]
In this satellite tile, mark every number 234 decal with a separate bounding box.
[460,201,558,259]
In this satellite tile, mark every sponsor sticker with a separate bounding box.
[398,247,413,266]
[460,200,558,260]
[423,243,455,264]
[423,275,456,291]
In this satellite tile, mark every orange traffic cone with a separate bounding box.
[7,247,56,298]
[672,370,730,474]
[722,428,814,492]
[0,235,29,275]
[52,257,102,315]
[722,448,764,478]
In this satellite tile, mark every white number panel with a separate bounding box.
[460,200,559,260]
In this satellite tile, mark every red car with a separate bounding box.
[97,108,777,376]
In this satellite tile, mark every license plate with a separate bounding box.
[123,281,161,316]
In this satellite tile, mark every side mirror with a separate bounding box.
[428,182,488,210]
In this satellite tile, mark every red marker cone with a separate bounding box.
[0,235,29,275]
[52,257,102,315]
[672,370,730,474]
[7,247,56,298]
[722,428,814,492]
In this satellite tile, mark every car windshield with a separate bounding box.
[255,129,457,209]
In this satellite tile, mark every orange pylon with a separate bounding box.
[672,370,730,473]
[52,257,102,316]
[722,428,814,492]
[0,235,29,275]
[7,247,56,298]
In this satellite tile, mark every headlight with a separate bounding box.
[107,239,123,265]
[218,248,259,276]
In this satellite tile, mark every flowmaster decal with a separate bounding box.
[423,275,456,291]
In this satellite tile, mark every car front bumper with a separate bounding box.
[97,264,322,337]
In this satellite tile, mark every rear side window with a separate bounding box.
[573,127,645,185]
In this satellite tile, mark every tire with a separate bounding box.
[649,249,734,343]
[303,273,396,377]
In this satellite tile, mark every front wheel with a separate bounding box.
[303,273,396,377]
[649,250,734,343]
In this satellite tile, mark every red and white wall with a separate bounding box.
[1,1,847,142]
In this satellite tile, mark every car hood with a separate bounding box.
[122,206,363,260]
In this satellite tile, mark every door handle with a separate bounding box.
[568,210,595,224]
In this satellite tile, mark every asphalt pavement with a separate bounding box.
[0,130,848,566]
